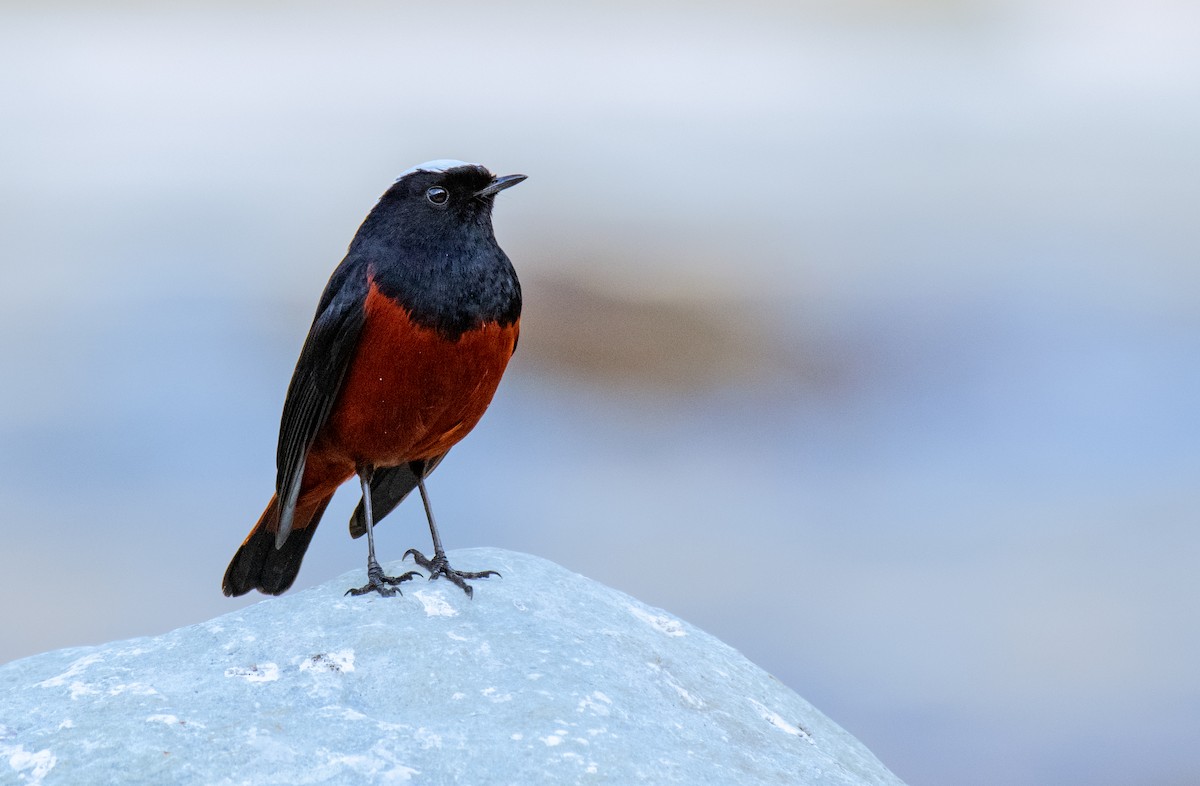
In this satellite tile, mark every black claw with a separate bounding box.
[345,560,420,598]
[404,548,499,598]
[345,583,395,598]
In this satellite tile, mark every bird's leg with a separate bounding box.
[404,477,499,598]
[346,464,421,597]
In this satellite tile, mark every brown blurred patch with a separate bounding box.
[516,268,856,394]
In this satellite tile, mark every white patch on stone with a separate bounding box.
[300,650,355,673]
[450,692,466,700]
[627,605,686,637]
[56,720,74,730]
[674,684,698,705]
[414,727,442,750]
[326,753,420,782]
[747,699,814,744]
[481,687,514,703]
[446,631,468,641]
[324,748,420,783]
[542,735,563,746]
[67,682,97,700]
[511,733,523,741]
[1,743,57,784]
[108,682,158,697]
[413,590,458,618]
[224,663,280,683]
[648,662,702,708]
[667,677,703,708]
[577,691,612,716]
[146,714,180,724]
[36,654,102,689]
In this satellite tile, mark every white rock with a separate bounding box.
[0,548,905,785]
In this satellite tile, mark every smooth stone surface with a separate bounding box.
[0,548,905,785]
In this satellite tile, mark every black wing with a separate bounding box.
[275,258,369,548]
[348,454,448,539]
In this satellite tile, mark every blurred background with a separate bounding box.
[1,1,1197,784]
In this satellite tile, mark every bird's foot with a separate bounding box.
[345,558,421,597]
[404,548,499,599]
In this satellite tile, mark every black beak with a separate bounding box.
[474,174,527,198]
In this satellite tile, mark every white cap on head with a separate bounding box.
[395,159,483,180]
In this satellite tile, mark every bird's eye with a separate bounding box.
[426,186,449,205]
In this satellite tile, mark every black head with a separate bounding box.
[346,160,525,334]
[353,160,525,253]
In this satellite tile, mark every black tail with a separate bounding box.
[223,493,332,596]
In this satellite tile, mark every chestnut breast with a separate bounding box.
[317,281,519,466]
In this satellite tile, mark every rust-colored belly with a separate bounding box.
[314,282,518,472]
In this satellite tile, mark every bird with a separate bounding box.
[222,160,526,599]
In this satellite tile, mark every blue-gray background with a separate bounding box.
[1,3,1197,785]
